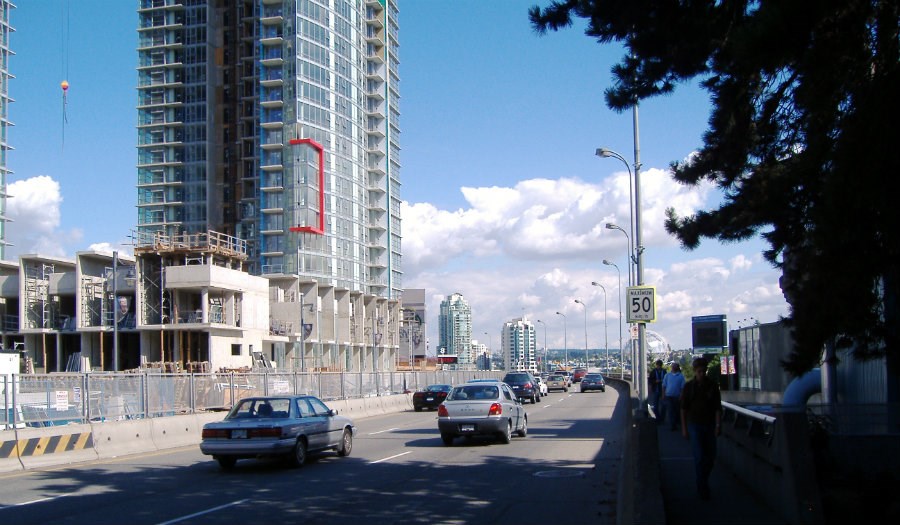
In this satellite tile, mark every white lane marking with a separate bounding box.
[367,427,399,435]
[156,499,248,525]
[0,493,72,509]
[368,451,411,464]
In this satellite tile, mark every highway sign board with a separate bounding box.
[627,286,657,323]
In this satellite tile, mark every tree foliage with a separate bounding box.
[530,0,900,375]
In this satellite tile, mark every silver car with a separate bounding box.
[200,395,355,469]
[437,381,527,445]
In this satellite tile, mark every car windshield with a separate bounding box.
[425,384,451,392]
[227,398,293,419]
[448,385,500,400]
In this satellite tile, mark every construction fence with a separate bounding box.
[2,369,501,430]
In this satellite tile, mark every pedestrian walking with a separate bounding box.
[680,357,722,500]
[648,359,666,421]
[662,363,686,430]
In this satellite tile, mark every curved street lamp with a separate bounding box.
[573,300,589,368]
[605,222,634,287]
[555,311,567,368]
[602,260,625,380]
[589,283,609,375]
[598,145,648,409]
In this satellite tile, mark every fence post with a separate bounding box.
[263,372,269,396]
[340,371,345,400]
[317,370,322,399]
[189,373,196,414]
[230,372,236,408]
[138,372,145,419]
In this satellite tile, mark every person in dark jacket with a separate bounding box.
[648,359,666,421]
[680,357,722,500]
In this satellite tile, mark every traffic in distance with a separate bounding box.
[0,382,622,525]
[196,371,607,470]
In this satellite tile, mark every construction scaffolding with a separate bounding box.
[24,263,53,329]
[79,275,104,328]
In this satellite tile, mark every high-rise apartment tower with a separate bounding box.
[136,0,401,298]
[502,317,536,373]
[0,0,12,260]
[439,292,473,369]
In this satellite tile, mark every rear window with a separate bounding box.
[503,373,531,382]
[448,385,500,400]
[584,374,603,380]
[548,375,564,381]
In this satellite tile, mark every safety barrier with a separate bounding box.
[0,393,417,471]
[91,419,156,459]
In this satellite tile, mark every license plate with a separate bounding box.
[231,429,247,439]
[426,397,434,401]
[460,424,475,432]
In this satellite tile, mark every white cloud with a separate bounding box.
[403,172,787,351]
[730,254,753,272]
[401,172,716,276]
[5,176,83,259]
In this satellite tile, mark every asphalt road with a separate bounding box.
[0,386,626,525]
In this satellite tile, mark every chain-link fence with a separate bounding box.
[2,369,500,429]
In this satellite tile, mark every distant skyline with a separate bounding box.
[5,1,788,351]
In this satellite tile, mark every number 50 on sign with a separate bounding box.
[627,286,657,323]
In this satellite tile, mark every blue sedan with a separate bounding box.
[200,395,355,469]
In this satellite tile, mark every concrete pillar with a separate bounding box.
[200,287,209,323]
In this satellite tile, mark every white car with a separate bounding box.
[533,376,549,397]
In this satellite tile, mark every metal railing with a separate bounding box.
[2,370,500,430]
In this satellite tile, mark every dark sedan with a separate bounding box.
[501,372,541,404]
[413,384,452,411]
[200,395,355,469]
[580,373,606,392]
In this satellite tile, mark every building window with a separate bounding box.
[231,344,242,356]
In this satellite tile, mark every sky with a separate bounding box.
[4,1,789,353]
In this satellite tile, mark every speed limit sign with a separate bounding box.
[627,286,657,323]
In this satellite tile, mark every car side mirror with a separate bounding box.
[328,409,337,417]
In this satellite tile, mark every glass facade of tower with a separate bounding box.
[439,293,473,368]
[0,0,12,259]
[136,0,401,298]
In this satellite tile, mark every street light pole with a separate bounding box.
[535,319,547,373]
[605,223,633,287]
[573,300,589,368]
[589,283,609,375]
[603,260,625,379]
[112,251,119,372]
[555,311,567,368]
[598,145,647,411]
[483,331,492,371]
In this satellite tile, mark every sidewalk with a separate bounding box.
[654,418,787,525]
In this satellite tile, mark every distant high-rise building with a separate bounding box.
[0,0,12,259]
[502,317,536,372]
[135,0,401,298]
[439,292,472,368]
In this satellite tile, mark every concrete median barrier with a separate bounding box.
[341,398,370,419]
[364,396,386,416]
[91,419,156,459]
[151,414,200,450]
[13,424,99,470]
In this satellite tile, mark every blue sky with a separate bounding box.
[5,1,788,352]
